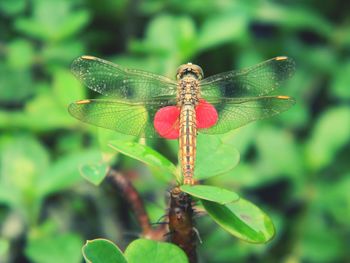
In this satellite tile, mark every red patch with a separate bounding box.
[195,99,218,129]
[154,106,180,139]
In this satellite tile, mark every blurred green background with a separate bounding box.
[1,0,350,262]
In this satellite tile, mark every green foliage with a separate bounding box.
[80,162,109,186]
[25,233,83,263]
[1,0,349,262]
[305,106,350,172]
[195,134,240,179]
[198,14,248,51]
[82,238,188,263]
[180,185,239,205]
[82,239,127,263]
[202,198,275,243]
[0,0,26,16]
[15,0,89,41]
[109,140,178,183]
[125,239,188,263]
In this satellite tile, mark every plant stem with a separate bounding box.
[107,168,167,240]
[168,187,197,263]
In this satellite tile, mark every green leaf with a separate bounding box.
[25,233,83,263]
[53,69,85,107]
[57,10,90,40]
[255,127,302,178]
[0,134,49,193]
[125,239,188,263]
[317,175,350,226]
[80,162,109,186]
[0,184,19,207]
[331,62,350,100]
[255,4,332,37]
[15,0,89,41]
[180,185,239,204]
[195,134,240,180]
[305,106,350,171]
[198,14,248,51]
[219,124,257,157]
[97,127,136,157]
[37,150,102,196]
[0,0,26,16]
[82,239,127,263]
[202,198,275,243]
[7,39,35,69]
[41,41,84,64]
[133,14,196,62]
[0,86,76,131]
[0,64,33,102]
[109,140,178,182]
[299,213,345,262]
[0,238,9,259]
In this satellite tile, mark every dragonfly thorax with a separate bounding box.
[177,78,200,106]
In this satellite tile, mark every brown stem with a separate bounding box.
[168,187,197,263]
[107,168,167,240]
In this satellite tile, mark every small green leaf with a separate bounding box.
[125,239,188,263]
[317,175,350,226]
[331,62,350,99]
[202,198,275,243]
[80,162,108,186]
[180,185,239,204]
[0,82,77,132]
[195,134,240,180]
[198,14,247,51]
[37,150,102,195]
[7,39,35,69]
[255,127,302,177]
[305,106,350,171]
[82,239,127,263]
[299,213,345,262]
[141,14,196,60]
[0,184,19,207]
[25,233,83,263]
[109,140,178,182]
[97,127,135,156]
[0,134,49,193]
[0,0,26,16]
[14,0,90,41]
[0,238,9,258]
[255,4,332,37]
[53,69,85,106]
[58,10,90,40]
[0,64,33,102]
[42,41,84,64]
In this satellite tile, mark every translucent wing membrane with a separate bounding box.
[69,56,295,138]
[199,96,295,134]
[200,57,295,100]
[71,56,177,101]
[68,99,177,138]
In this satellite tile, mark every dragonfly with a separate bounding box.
[69,55,295,185]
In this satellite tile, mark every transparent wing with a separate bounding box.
[71,56,178,101]
[68,98,177,138]
[200,57,295,100]
[199,96,295,134]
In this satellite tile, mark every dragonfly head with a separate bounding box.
[176,63,204,80]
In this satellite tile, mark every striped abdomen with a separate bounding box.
[179,104,197,185]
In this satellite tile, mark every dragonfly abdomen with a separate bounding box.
[179,104,197,185]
